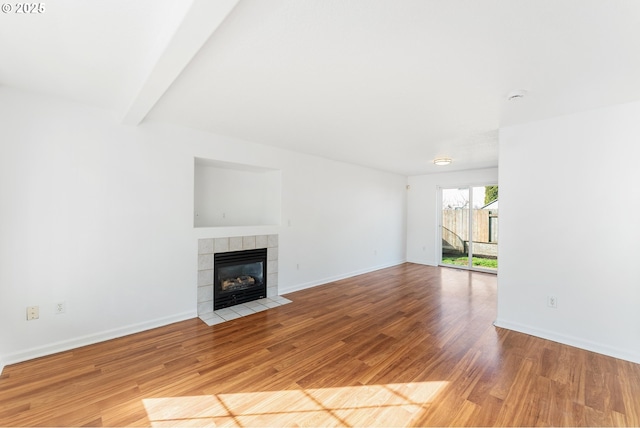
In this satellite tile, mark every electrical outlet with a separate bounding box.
[27,306,39,320]
[547,295,558,309]
[55,301,66,314]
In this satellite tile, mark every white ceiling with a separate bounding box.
[2,0,640,175]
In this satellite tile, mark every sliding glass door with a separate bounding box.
[440,185,498,272]
[441,188,470,266]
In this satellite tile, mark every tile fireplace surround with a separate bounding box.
[197,234,282,325]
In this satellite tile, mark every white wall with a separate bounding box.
[278,156,407,291]
[0,87,407,368]
[497,100,640,364]
[406,168,499,265]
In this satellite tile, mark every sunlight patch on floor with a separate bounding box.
[142,381,448,427]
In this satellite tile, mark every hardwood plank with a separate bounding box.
[1,263,639,427]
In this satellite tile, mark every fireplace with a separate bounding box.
[214,248,267,310]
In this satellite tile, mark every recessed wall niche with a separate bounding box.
[194,158,281,227]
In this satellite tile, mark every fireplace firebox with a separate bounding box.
[214,248,267,310]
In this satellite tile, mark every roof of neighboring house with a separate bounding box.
[482,200,498,210]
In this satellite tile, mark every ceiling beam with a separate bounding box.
[121,0,240,126]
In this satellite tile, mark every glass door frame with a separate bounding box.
[437,184,498,274]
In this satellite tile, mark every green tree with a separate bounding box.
[484,185,498,205]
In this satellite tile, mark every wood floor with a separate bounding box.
[1,263,639,427]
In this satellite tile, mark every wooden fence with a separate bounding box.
[442,209,498,256]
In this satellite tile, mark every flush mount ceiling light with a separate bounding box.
[433,158,452,166]
[507,89,527,101]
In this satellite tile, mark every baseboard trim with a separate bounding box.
[494,318,640,364]
[405,258,438,267]
[281,259,406,295]
[1,310,196,370]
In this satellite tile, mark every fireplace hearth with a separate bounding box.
[197,234,278,320]
[214,248,267,310]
